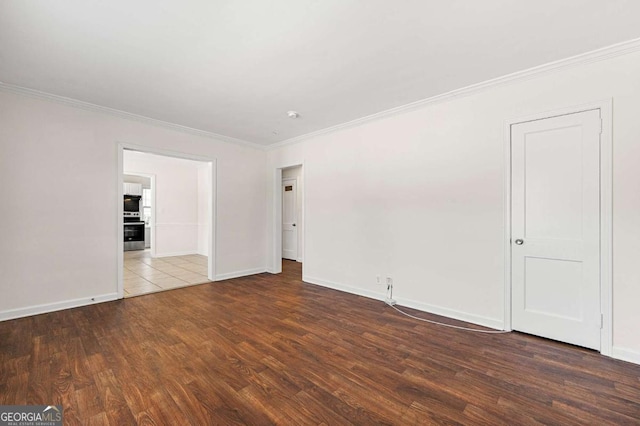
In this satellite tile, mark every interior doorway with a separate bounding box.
[117,144,216,299]
[282,177,298,260]
[273,164,304,277]
[282,166,303,262]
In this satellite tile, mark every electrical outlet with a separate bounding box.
[385,277,396,305]
[376,275,381,285]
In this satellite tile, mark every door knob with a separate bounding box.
[515,239,524,245]
[292,224,296,227]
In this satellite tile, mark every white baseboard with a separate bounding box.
[0,293,119,322]
[215,267,267,281]
[394,296,504,330]
[611,346,640,365]
[296,257,303,263]
[303,275,386,302]
[154,250,199,258]
[302,275,504,330]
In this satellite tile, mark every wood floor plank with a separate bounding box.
[400,400,469,426]
[0,260,639,424]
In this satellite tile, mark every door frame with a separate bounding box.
[272,163,304,274]
[281,177,298,261]
[502,99,612,356]
[117,143,217,299]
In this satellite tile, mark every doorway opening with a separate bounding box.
[117,144,216,299]
[273,164,304,279]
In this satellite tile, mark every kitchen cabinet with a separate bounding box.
[123,182,143,196]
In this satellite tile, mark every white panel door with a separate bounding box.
[511,109,601,350]
[282,179,298,261]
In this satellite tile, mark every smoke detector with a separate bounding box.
[287,111,300,119]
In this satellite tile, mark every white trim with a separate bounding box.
[611,347,640,366]
[208,161,217,281]
[272,168,283,274]
[0,82,263,150]
[394,297,505,331]
[153,250,201,258]
[118,143,218,298]
[150,175,157,257]
[502,116,512,331]
[216,268,267,281]
[282,177,298,261]
[0,293,118,322]
[599,101,614,357]
[303,275,504,330]
[122,142,220,163]
[503,99,613,356]
[117,147,125,299]
[269,37,640,150]
[300,165,305,269]
[303,275,386,302]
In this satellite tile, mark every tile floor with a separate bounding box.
[123,249,210,297]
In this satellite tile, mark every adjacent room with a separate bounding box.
[1,1,640,424]
[122,150,212,297]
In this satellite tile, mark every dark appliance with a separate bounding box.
[124,195,145,251]
[124,195,142,213]
[124,221,145,251]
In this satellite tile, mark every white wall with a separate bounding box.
[124,151,202,257]
[267,50,640,363]
[282,166,303,262]
[0,89,267,320]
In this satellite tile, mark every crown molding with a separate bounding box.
[268,37,640,150]
[0,82,266,151]
[3,36,640,152]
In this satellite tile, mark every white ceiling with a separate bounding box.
[2,1,640,147]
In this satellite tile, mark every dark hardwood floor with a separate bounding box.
[1,260,639,425]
